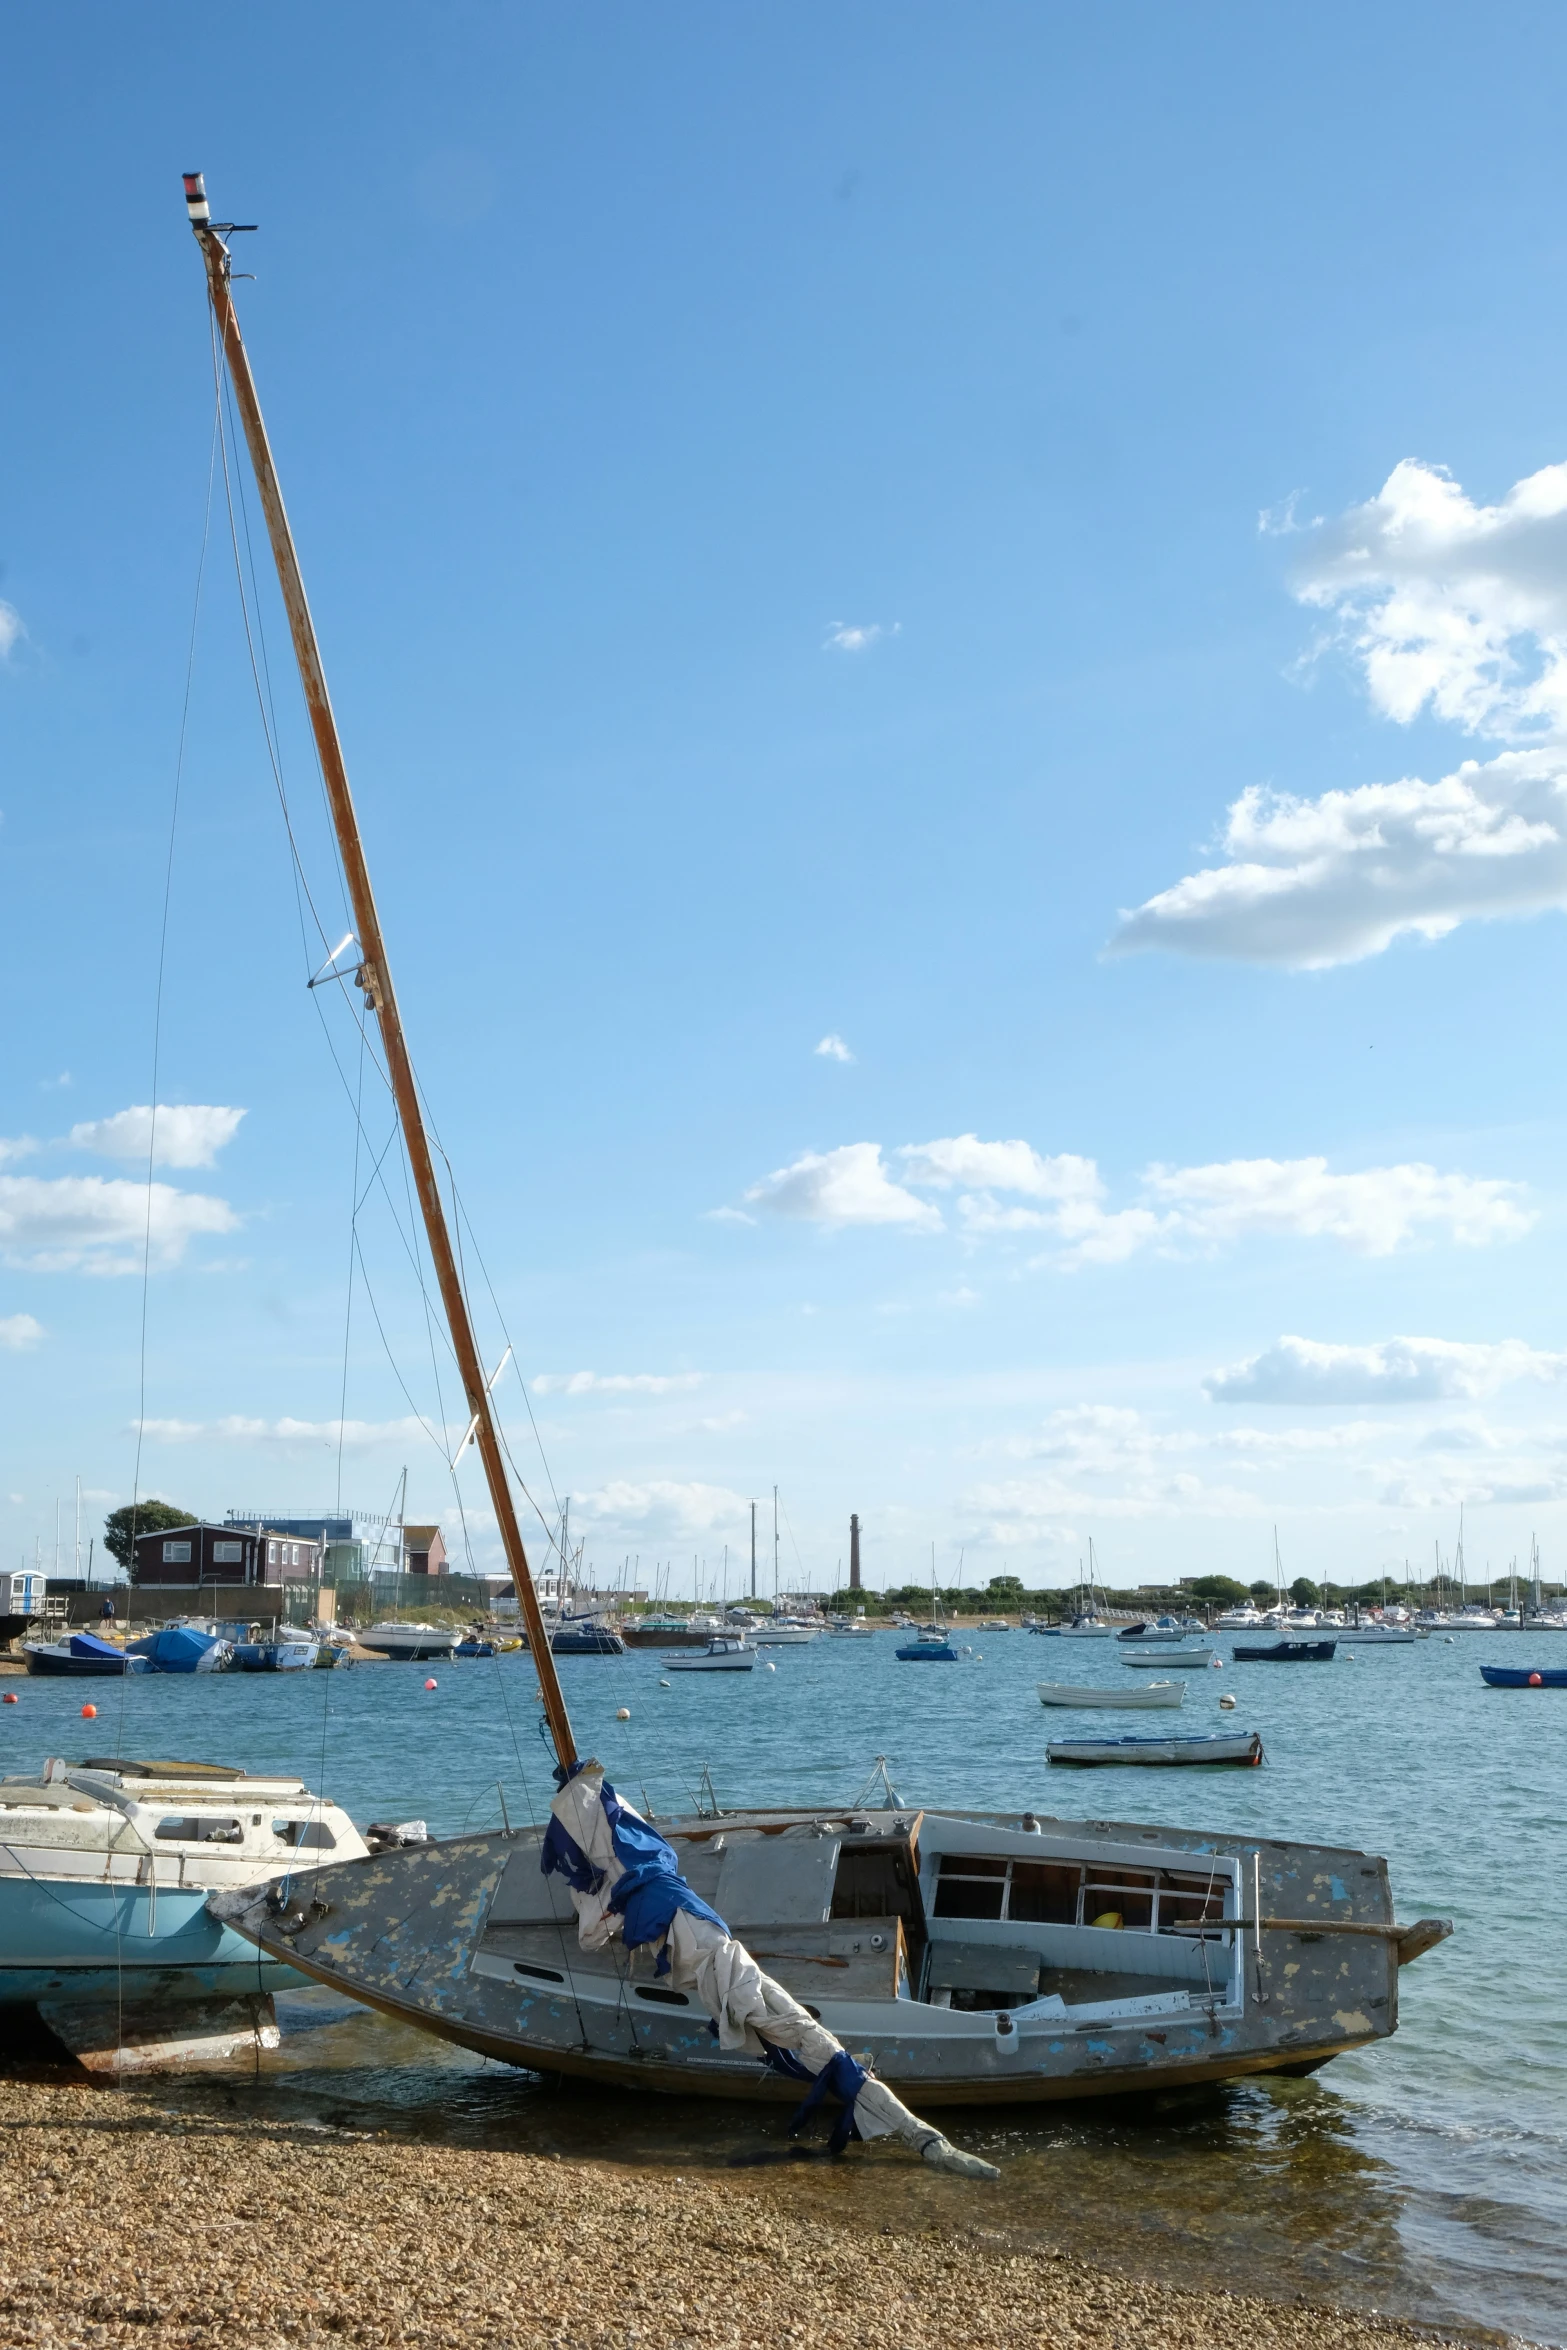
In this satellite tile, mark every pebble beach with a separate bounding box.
[0,2075,1520,2350]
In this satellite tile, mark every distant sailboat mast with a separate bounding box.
[184,172,575,1770]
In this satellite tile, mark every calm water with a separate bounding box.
[3,1628,1562,2344]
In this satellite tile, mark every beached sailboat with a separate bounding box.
[182,176,1452,2144]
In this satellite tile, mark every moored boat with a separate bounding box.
[24,1634,151,1677]
[1479,1663,1567,1688]
[1120,1645,1214,1668]
[355,1622,459,1662]
[1038,1681,1185,1709]
[1232,1638,1337,1662]
[667,1635,755,1672]
[0,1754,368,2071]
[550,1619,626,1656]
[896,1627,968,1661]
[1046,1730,1265,1767]
[125,1622,233,1673]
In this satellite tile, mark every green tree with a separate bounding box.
[1185,1574,1249,1605]
[1289,1575,1321,1608]
[103,1499,194,1577]
[1249,1580,1275,1599]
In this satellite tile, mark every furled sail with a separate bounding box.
[543,1762,998,2177]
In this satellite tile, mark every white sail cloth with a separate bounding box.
[547,1765,995,2173]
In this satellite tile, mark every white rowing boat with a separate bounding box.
[1037,1681,1186,1709]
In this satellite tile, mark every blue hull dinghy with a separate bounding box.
[1232,1638,1337,1663]
[1480,1663,1567,1688]
[551,1622,625,1655]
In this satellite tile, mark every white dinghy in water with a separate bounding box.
[182,172,1450,2167]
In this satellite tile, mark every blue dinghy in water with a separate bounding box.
[1480,1663,1567,1689]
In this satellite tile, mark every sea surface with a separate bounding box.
[2,1626,1562,2345]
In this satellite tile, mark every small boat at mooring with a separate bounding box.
[550,1619,626,1656]
[231,1634,320,1671]
[896,1627,969,1661]
[1232,1638,1337,1663]
[1046,1730,1264,1767]
[23,1633,151,1678]
[1038,1681,1185,1709]
[355,1622,459,1663]
[1120,1645,1214,1668]
[1479,1663,1567,1689]
[667,1635,756,1672]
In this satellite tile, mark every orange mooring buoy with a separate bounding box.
[81,1702,98,1718]
[2,1691,17,1705]
[424,1677,438,1690]
[1529,1671,1544,1686]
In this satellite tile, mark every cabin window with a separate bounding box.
[933,1855,1008,1920]
[273,1818,337,1850]
[155,1815,243,1844]
[212,1540,243,1564]
[162,1540,192,1564]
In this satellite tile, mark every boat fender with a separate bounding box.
[1218,1694,1237,1710]
[1090,1910,1123,1930]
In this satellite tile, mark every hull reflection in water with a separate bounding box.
[212,1792,1450,2109]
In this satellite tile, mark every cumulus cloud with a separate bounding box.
[0,602,23,658]
[0,1136,38,1168]
[729,1134,1528,1262]
[1207,1333,1567,1405]
[744,1143,942,1232]
[814,1034,855,1063]
[1112,458,1567,967]
[824,621,898,653]
[138,1413,427,1447]
[0,1313,42,1350]
[1146,1157,1530,1256]
[68,1104,246,1169]
[0,1176,238,1273]
[531,1372,704,1397]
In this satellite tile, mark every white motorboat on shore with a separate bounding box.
[0,1754,368,2072]
[355,1622,460,1662]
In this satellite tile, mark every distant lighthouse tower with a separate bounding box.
[849,1513,862,1591]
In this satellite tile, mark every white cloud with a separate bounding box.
[0,1136,38,1167]
[69,1104,246,1169]
[1208,1333,1567,1405]
[0,1313,42,1350]
[744,1143,942,1232]
[0,1176,238,1273]
[0,602,23,658]
[1146,1157,1530,1256]
[1112,458,1567,967]
[734,1135,1526,1264]
[571,1480,751,1539]
[814,1034,855,1063]
[138,1413,427,1447]
[1111,752,1567,968]
[531,1372,704,1397]
[824,621,898,653]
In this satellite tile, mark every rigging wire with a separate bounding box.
[334,1017,368,1516]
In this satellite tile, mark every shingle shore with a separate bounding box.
[0,2077,1498,2350]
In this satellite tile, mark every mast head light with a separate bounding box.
[183,173,210,227]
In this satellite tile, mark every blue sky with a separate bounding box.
[8,5,1567,1595]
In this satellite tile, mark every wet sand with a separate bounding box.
[0,2074,1512,2350]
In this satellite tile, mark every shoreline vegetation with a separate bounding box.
[0,2076,1513,2350]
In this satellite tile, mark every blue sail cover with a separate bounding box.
[541,1768,730,1965]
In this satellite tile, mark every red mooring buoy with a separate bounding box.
[424,1677,438,1690]
[81,1702,98,1718]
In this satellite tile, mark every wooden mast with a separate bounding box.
[183,173,576,1771]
